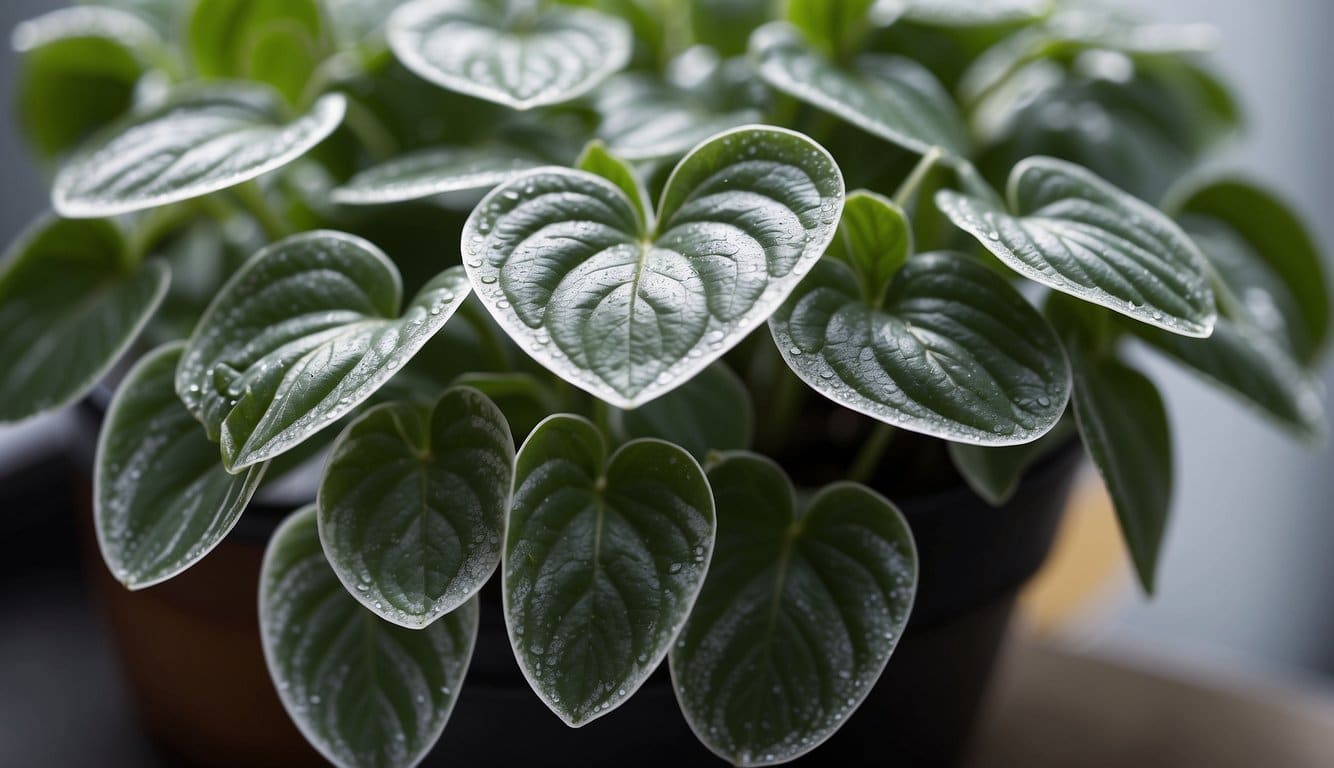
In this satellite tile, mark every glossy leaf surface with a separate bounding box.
[937,156,1216,337]
[462,125,844,408]
[504,415,715,725]
[53,86,345,218]
[389,0,632,110]
[176,231,470,471]
[671,452,917,766]
[96,343,266,589]
[261,505,477,768]
[319,387,514,628]
[593,71,761,162]
[332,145,543,205]
[0,217,168,422]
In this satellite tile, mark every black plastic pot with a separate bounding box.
[74,395,1081,767]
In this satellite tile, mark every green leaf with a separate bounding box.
[53,85,346,218]
[827,190,911,303]
[12,6,158,160]
[187,0,325,105]
[504,415,715,726]
[770,249,1070,444]
[576,140,650,230]
[614,362,753,462]
[462,125,844,408]
[318,387,514,628]
[786,0,875,57]
[948,416,1074,506]
[388,0,632,110]
[451,371,560,441]
[1174,179,1329,364]
[897,0,1050,26]
[176,230,471,472]
[1134,318,1325,441]
[332,145,543,205]
[671,452,917,766]
[594,71,762,162]
[750,22,968,159]
[95,342,266,589]
[261,505,477,768]
[86,0,188,36]
[0,217,168,422]
[937,156,1217,337]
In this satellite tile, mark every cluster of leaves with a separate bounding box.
[2,0,1328,765]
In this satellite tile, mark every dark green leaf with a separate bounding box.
[948,416,1074,506]
[318,387,514,628]
[53,85,346,218]
[593,71,762,162]
[261,505,477,768]
[614,362,753,461]
[0,217,168,422]
[96,342,266,589]
[176,231,470,471]
[937,156,1216,337]
[462,125,844,408]
[671,452,917,766]
[504,415,715,725]
[388,0,632,110]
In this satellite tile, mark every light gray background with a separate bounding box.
[1,0,1331,680]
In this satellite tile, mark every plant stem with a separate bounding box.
[233,181,292,241]
[893,146,945,209]
[849,422,896,485]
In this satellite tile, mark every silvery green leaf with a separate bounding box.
[12,5,161,52]
[261,505,477,768]
[936,156,1217,337]
[462,125,844,409]
[1173,179,1329,365]
[771,251,1069,444]
[0,216,168,422]
[53,85,346,218]
[332,145,543,205]
[318,387,514,628]
[889,0,1050,27]
[504,415,715,726]
[594,72,762,162]
[176,230,470,472]
[671,452,917,766]
[96,342,266,589]
[388,0,632,110]
[614,362,753,462]
[750,22,968,159]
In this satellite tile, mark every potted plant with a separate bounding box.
[3,0,1327,765]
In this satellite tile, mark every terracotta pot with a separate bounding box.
[75,397,1081,767]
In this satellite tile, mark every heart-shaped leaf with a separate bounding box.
[332,145,543,205]
[1173,179,1329,364]
[318,387,514,628]
[462,125,844,408]
[936,156,1217,337]
[504,414,715,726]
[750,22,968,159]
[770,194,1069,444]
[593,71,762,162]
[671,452,917,766]
[261,505,477,768]
[96,342,267,589]
[388,0,632,110]
[614,362,753,462]
[0,216,168,422]
[176,230,471,472]
[13,6,160,160]
[53,85,346,218]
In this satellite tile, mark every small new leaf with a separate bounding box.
[504,415,715,726]
[937,156,1217,337]
[318,387,514,628]
[96,342,266,588]
[176,230,470,471]
[261,505,477,768]
[671,452,917,766]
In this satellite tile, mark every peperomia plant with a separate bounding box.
[3,0,1329,765]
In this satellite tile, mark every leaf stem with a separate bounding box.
[893,146,945,209]
[233,181,292,241]
[849,422,896,485]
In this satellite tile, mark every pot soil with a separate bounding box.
[75,399,1081,767]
